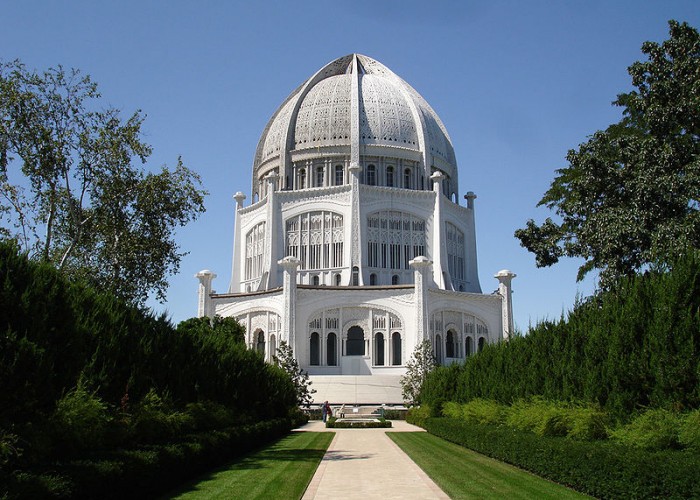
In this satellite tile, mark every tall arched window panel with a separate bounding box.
[367,211,426,270]
[446,222,466,290]
[285,211,344,270]
[245,222,266,280]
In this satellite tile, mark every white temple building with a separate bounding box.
[196,54,515,404]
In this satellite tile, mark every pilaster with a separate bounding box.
[279,256,300,355]
[430,171,450,289]
[410,256,432,345]
[262,172,279,289]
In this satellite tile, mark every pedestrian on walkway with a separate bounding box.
[322,401,330,422]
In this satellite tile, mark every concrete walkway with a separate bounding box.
[296,420,449,499]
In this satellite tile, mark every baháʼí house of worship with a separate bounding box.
[196,54,515,404]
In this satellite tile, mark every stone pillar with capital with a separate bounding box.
[495,269,517,341]
[279,256,300,355]
[430,171,451,290]
[410,256,433,344]
[229,191,246,292]
[195,270,217,318]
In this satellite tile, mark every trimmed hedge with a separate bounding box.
[422,417,700,499]
[325,417,392,429]
[3,418,290,499]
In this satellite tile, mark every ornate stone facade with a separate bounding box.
[196,54,514,402]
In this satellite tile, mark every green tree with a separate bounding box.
[0,60,206,304]
[400,340,437,406]
[274,341,315,408]
[515,20,700,287]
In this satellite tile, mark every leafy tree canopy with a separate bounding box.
[274,341,316,408]
[0,60,206,304]
[515,20,700,287]
[400,340,436,406]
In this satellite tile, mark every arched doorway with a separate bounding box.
[310,332,320,365]
[478,337,486,352]
[327,332,337,366]
[347,326,364,356]
[446,330,456,358]
[375,332,385,366]
[466,336,473,357]
[256,330,265,356]
[392,332,401,365]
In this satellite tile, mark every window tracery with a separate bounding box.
[245,222,265,281]
[367,211,426,271]
[446,222,466,290]
[286,211,344,271]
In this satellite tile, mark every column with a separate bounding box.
[229,191,246,293]
[195,270,216,318]
[495,269,517,341]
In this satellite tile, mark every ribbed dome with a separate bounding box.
[252,54,457,192]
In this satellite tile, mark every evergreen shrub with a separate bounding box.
[610,408,684,450]
[679,409,700,450]
[459,398,506,426]
[51,383,112,454]
[420,251,700,422]
[406,405,430,427]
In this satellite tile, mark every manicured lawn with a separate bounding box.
[388,432,589,499]
[166,431,333,499]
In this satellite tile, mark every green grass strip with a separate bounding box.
[166,431,333,500]
[388,432,589,499]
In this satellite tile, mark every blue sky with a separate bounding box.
[3,1,699,330]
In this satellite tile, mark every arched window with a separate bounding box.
[392,274,399,285]
[299,169,306,189]
[435,335,443,365]
[256,331,265,355]
[334,165,344,186]
[375,332,385,365]
[386,166,394,187]
[310,332,320,365]
[316,166,324,187]
[392,332,401,365]
[465,336,473,357]
[312,275,320,286]
[478,337,486,352]
[327,332,337,366]
[347,326,364,356]
[446,330,456,358]
[352,266,359,286]
[366,164,376,185]
[334,273,341,286]
[404,168,412,189]
[370,273,377,285]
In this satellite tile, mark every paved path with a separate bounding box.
[296,420,449,499]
